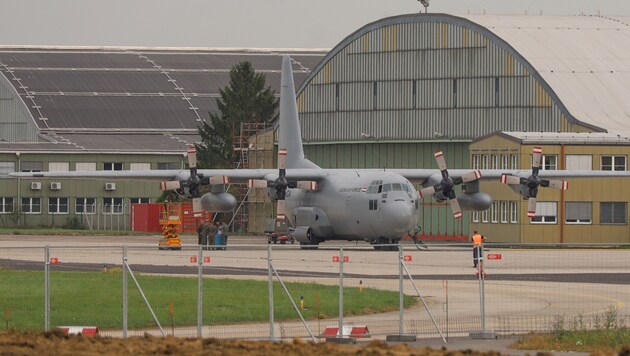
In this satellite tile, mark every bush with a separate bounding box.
[64,216,83,230]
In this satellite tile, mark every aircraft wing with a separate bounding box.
[389,168,630,184]
[9,169,330,184]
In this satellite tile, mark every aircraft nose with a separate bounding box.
[381,201,413,234]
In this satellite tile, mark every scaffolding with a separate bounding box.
[231,122,275,232]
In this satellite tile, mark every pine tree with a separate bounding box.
[196,61,279,168]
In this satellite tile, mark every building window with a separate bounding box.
[566,155,592,170]
[495,77,500,107]
[482,154,489,169]
[21,197,41,214]
[76,162,97,171]
[104,162,123,171]
[0,162,16,177]
[130,163,151,170]
[157,162,178,170]
[510,201,518,223]
[472,211,480,223]
[412,80,417,109]
[600,202,627,225]
[472,155,480,169]
[103,197,124,214]
[76,198,96,214]
[0,197,14,213]
[130,198,151,204]
[531,202,557,224]
[511,155,519,169]
[491,155,499,169]
[21,161,43,172]
[373,82,378,110]
[48,197,69,214]
[491,201,498,223]
[601,156,626,171]
[500,201,508,223]
[453,79,457,108]
[565,202,592,224]
[501,155,509,170]
[335,83,340,112]
[481,209,488,223]
[49,162,69,172]
[537,155,557,170]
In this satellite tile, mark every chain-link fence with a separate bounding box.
[1,243,628,341]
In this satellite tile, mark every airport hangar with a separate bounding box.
[2,14,630,244]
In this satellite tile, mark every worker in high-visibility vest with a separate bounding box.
[471,230,486,268]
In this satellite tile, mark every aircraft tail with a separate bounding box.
[279,55,319,169]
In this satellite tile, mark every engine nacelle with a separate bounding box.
[292,226,313,244]
[457,192,493,211]
[199,192,237,212]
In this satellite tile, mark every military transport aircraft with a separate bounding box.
[11,56,630,250]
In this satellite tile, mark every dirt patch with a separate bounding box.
[0,330,510,356]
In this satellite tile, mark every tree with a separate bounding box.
[196,61,279,168]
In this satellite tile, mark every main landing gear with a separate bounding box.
[371,237,399,251]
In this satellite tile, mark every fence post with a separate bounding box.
[122,245,128,338]
[44,245,50,331]
[338,246,344,338]
[197,245,203,338]
[268,244,274,340]
[398,244,404,335]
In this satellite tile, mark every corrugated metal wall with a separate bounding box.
[297,19,564,143]
[0,72,40,142]
[290,15,588,238]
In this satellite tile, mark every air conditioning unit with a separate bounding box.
[50,182,61,190]
[31,182,42,190]
[105,182,116,191]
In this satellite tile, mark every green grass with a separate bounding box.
[0,270,414,331]
[514,309,630,353]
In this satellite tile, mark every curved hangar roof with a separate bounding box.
[296,14,630,143]
[0,48,324,152]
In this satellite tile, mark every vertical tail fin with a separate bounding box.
[279,55,318,169]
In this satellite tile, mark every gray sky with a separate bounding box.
[1,0,629,49]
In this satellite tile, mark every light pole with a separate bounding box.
[419,0,430,13]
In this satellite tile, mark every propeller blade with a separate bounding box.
[276,200,286,220]
[160,181,181,191]
[248,179,268,188]
[532,146,542,173]
[209,175,229,185]
[527,197,537,218]
[192,198,202,217]
[461,170,482,183]
[543,179,568,190]
[419,186,436,198]
[278,148,288,170]
[448,198,463,219]
[296,181,317,190]
[500,174,522,185]
[187,145,197,169]
[434,150,448,172]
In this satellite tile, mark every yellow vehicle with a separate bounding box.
[158,204,183,250]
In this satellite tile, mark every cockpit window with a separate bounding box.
[382,183,392,192]
[392,183,402,191]
[402,184,410,192]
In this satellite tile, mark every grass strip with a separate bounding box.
[0,270,414,331]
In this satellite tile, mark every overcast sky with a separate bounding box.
[1,0,629,49]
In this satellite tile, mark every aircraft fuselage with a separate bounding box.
[285,171,420,242]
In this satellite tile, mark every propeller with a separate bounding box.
[248,148,317,221]
[159,145,229,216]
[500,146,568,218]
[419,150,482,219]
